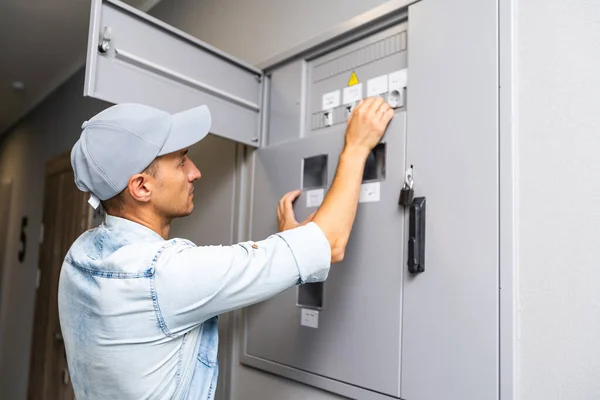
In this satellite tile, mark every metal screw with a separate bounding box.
[98,26,112,54]
[98,42,110,53]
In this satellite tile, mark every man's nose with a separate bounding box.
[188,162,201,181]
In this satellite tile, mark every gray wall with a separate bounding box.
[516,0,600,399]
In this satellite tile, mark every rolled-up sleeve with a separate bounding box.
[153,222,331,336]
[274,221,331,284]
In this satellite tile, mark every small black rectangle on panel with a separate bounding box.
[303,154,328,189]
[362,142,386,182]
[298,282,324,310]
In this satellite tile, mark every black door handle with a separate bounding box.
[408,197,426,274]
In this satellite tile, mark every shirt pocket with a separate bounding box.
[197,316,219,367]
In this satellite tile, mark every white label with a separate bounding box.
[389,69,408,91]
[367,75,388,97]
[343,83,363,105]
[359,182,381,203]
[322,90,341,110]
[301,308,319,329]
[306,188,324,208]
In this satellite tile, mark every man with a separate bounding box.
[58,96,394,399]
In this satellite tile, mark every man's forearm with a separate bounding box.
[306,96,394,263]
[313,145,368,263]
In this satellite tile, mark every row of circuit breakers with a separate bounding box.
[317,69,407,128]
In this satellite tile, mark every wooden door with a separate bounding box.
[27,152,100,400]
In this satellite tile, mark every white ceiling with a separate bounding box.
[0,0,161,136]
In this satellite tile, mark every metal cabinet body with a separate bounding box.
[83,1,501,398]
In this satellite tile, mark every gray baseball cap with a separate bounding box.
[71,103,211,208]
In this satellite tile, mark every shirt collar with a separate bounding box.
[104,215,164,242]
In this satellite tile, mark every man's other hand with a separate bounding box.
[277,190,316,232]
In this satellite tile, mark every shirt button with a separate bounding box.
[252,243,258,249]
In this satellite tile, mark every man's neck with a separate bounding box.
[109,208,171,239]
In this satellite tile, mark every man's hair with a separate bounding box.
[100,159,159,213]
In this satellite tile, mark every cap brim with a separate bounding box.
[158,105,212,156]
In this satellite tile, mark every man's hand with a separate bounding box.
[312,96,395,263]
[277,190,316,232]
[344,96,394,157]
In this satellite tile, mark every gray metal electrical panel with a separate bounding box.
[83,0,500,399]
[246,21,409,399]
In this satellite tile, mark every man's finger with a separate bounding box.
[283,191,299,216]
[280,190,299,215]
[347,99,364,123]
[359,97,375,113]
[279,190,295,211]
[380,108,395,126]
[286,189,301,204]
[353,97,373,118]
[377,103,392,122]
[367,96,385,116]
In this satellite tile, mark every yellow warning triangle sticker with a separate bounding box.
[348,71,359,86]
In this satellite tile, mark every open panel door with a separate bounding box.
[84,0,264,147]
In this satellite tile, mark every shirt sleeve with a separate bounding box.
[152,222,331,336]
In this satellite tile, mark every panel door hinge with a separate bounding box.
[39,223,44,244]
[98,26,112,54]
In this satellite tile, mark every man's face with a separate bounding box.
[151,148,201,218]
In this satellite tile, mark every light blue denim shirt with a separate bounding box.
[58,215,331,399]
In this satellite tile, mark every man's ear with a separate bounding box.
[127,173,153,203]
